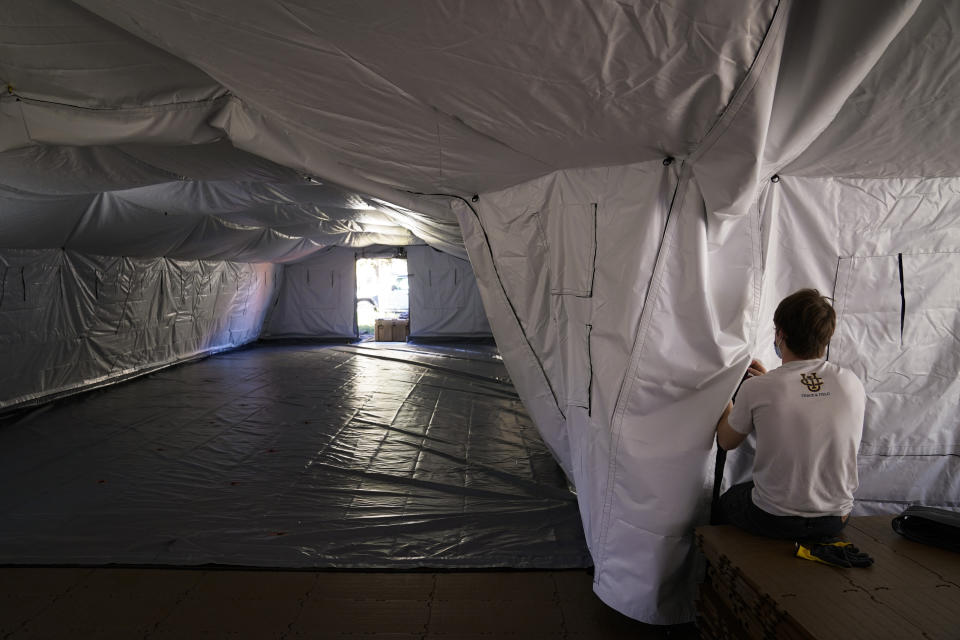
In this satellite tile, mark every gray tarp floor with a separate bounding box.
[0,341,590,569]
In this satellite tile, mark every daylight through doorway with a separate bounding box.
[356,257,409,336]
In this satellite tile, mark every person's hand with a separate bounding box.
[746,359,767,377]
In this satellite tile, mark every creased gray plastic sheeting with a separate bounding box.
[0,342,590,569]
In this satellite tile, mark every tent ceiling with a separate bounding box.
[1,1,959,256]
[784,1,960,179]
[1,0,780,261]
[0,141,303,194]
[0,142,417,260]
[67,0,775,193]
[0,0,220,108]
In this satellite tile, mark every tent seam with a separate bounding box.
[595,160,690,583]
[688,0,791,164]
[415,191,568,422]
[3,91,230,115]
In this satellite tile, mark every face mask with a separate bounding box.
[774,338,782,359]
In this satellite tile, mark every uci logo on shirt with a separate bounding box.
[800,373,824,392]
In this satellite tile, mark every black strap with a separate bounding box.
[710,446,727,525]
[709,369,750,525]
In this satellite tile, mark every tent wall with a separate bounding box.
[724,176,960,513]
[0,249,278,410]
[457,166,960,624]
[262,245,493,341]
[261,247,358,340]
[406,246,491,339]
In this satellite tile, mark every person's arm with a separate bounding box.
[716,401,747,451]
[716,359,765,450]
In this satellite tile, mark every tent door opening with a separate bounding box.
[356,257,409,340]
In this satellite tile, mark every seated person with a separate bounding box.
[715,288,866,540]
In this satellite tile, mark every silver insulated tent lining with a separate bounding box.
[0,249,278,410]
[0,342,589,568]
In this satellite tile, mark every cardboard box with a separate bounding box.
[375,318,409,342]
[392,319,409,341]
[374,318,390,341]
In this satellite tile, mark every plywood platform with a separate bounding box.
[695,516,960,639]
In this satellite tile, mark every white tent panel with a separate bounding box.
[0,164,418,263]
[0,142,304,197]
[262,247,358,340]
[0,0,219,109]
[210,100,468,256]
[835,251,960,455]
[722,176,960,514]
[407,246,491,339]
[0,146,176,195]
[854,455,960,514]
[0,0,225,152]
[0,190,91,249]
[66,193,205,257]
[784,1,960,179]
[454,159,749,623]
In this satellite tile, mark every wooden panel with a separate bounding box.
[696,516,960,640]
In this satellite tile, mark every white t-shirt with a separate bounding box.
[728,358,865,517]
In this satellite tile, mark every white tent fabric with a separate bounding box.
[262,247,358,340]
[456,161,746,621]
[407,246,491,339]
[722,175,960,512]
[0,149,419,261]
[1,0,959,625]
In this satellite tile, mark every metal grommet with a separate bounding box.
[471,194,479,203]
[662,157,674,166]
[771,175,780,183]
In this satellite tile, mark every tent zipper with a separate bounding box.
[898,252,905,343]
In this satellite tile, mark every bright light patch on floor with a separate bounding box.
[356,257,409,335]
